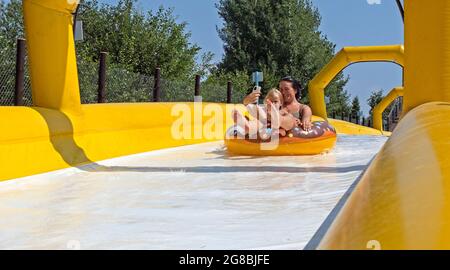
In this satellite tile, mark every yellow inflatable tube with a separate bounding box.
[225,132,337,156]
[225,116,338,156]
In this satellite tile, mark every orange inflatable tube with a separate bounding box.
[225,121,337,156]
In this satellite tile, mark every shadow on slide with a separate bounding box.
[32,108,93,166]
[32,108,365,175]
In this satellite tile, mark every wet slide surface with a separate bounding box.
[0,135,387,250]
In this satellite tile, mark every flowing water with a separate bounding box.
[0,135,388,250]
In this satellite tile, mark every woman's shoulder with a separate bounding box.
[298,103,311,110]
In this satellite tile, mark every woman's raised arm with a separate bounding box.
[243,92,261,106]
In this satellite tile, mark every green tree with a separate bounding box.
[0,0,33,106]
[351,96,361,117]
[367,89,398,127]
[0,0,219,104]
[77,0,207,80]
[0,0,24,48]
[367,90,384,117]
[202,70,252,103]
[216,0,350,110]
[326,77,350,115]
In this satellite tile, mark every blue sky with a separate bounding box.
[102,0,404,115]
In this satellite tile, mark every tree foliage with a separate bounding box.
[2,0,354,108]
[77,0,205,80]
[0,0,214,104]
[367,89,396,123]
[367,90,384,117]
[0,0,24,47]
[202,70,252,103]
[351,96,361,116]
[0,0,33,106]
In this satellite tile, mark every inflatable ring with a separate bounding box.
[225,121,337,156]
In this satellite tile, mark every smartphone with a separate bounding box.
[252,86,262,105]
[252,86,262,94]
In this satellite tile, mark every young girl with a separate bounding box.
[232,89,299,140]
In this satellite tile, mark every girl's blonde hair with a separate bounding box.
[264,89,284,105]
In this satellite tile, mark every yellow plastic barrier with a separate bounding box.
[373,87,404,132]
[316,102,450,250]
[308,45,404,120]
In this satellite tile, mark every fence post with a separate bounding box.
[195,75,201,99]
[395,103,399,118]
[226,81,232,104]
[14,38,26,106]
[153,67,161,102]
[98,52,107,103]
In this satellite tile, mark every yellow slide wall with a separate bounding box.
[0,103,240,182]
[315,0,450,249]
[318,102,450,249]
[328,119,387,136]
[0,103,382,182]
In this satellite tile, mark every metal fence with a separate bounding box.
[386,96,403,131]
[77,54,240,104]
[329,112,372,127]
[0,40,32,106]
[0,39,386,129]
[1,39,238,107]
[1,38,249,107]
[77,57,157,104]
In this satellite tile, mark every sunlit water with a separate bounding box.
[0,135,388,250]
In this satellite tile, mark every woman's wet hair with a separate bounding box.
[280,76,303,100]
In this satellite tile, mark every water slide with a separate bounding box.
[1,0,450,250]
[0,136,386,249]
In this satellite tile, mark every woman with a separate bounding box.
[243,76,313,132]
